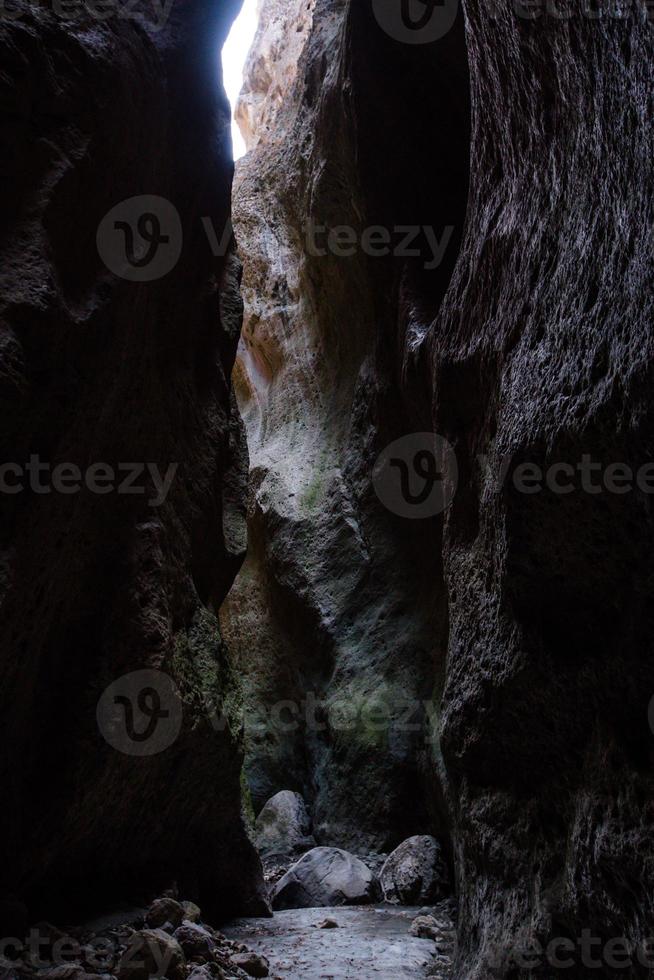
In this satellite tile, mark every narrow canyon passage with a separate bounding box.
[215,0,470,972]
[221,0,471,855]
[0,1,652,980]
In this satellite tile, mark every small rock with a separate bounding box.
[315,918,339,929]
[181,902,202,924]
[172,923,216,960]
[409,915,440,941]
[145,899,185,930]
[229,952,269,978]
[117,928,185,980]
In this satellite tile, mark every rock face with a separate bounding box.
[272,848,378,910]
[235,0,316,153]
[380,836,449,906]
[223,0,654,977]
[255,791,316,858]
[220,0,470,851]
[0,0,266,921]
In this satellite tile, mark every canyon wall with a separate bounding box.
[224,0,654,976]
[0,0,266,923]
[221,0,470,851]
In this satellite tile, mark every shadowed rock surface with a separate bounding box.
[380,836,450,906]
[0,0,266,922]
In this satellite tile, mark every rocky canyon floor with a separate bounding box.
[223,904,456,979]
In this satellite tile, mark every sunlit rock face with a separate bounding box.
[235,0,316,153]
[0,0,266,922]
[224,0,654,976]
[221,0,470,853]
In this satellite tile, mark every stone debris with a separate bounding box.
[5,897,271,980]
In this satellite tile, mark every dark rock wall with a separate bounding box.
[225,0,654,975]
[0,0,267,922]
[437,4,654,976]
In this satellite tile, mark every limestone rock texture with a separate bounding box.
[223,0,654,976]
[221,0,470,851]
[255,790,316,859]
[0,0,266,922]
[271,847,378,910]
[380,835,450,906]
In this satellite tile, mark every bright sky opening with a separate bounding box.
[222,0,260,160]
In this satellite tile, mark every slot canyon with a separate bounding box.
[0,0,652,978]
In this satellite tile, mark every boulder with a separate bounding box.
[229,951,269,977]
[145,898,185,930]
[172,923,216,961]
[254,791,315,858]
[117,928,185,980]
[181,902,202,924]
[380,836,450,906]
[272,847,378,910]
